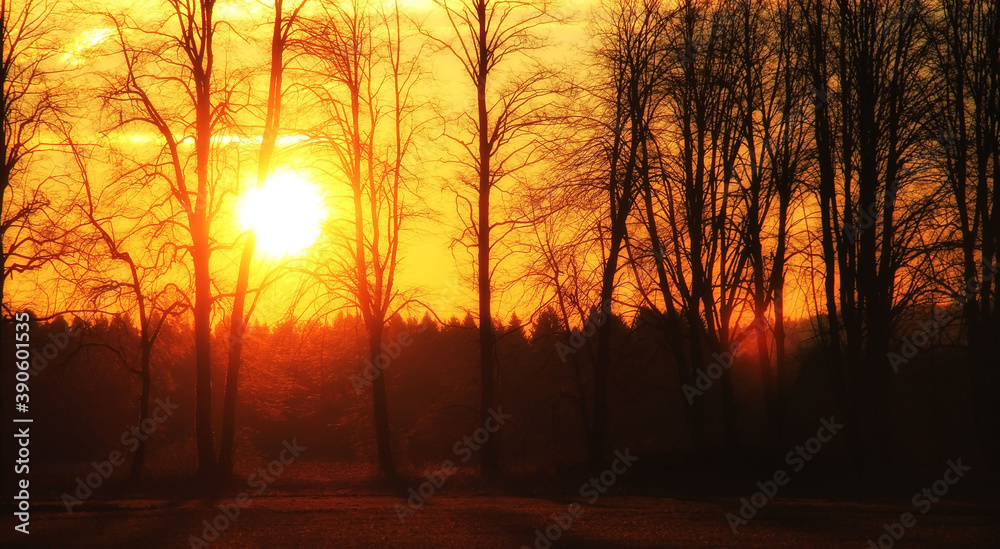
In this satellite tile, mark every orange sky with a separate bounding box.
[6,0,817,332]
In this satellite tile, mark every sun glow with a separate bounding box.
[237,171,327,257]
[63,27,114,65]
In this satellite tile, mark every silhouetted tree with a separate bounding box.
[428,0,558,476]
[219,0,305,480]
[2,0,64,311]
[585,0,670,463]
[301,0,422,479]
[799,0,937,471]
[68,135,189,479]
[99,0,235,476]
[929,0,1000,468]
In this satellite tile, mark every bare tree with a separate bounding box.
[67,135,189,479]
[727,0,809,437]
[427,0,557,476]
[584,0,673,462]
[219,0,305,480]
[301,0,422,479]
[648,0,748,450]
[798,0,937,471]
[2,0,63,311]
[929,0,1000,469]
[523,188,603,455]
[98,0,238,477]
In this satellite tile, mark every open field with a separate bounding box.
[3,495,998,548]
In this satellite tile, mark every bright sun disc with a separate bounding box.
[237,171,327,257]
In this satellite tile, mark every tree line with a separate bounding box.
[3,0,997,482]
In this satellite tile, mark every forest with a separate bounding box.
[2,0,999,547]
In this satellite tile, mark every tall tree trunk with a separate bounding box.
[803,0,855,465]
[192,219,215,477]
[219,0,291,479]
[770,185,790,438]
[593,221,624,465]
[369,325,395,478]
[475,0,499,478]
[131,343,151,480]
[641,179,702,450]
[192,0,217,479]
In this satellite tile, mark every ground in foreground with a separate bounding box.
[3,496,998,548]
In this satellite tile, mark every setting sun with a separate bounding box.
[237,171,327,257]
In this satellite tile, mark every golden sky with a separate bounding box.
[4,0,599,325]
[7,0,817,331]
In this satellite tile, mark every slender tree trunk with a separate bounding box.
[219,0,289,479]
[641,180,702,450]
[475,0,499,478]
[770,186,790,437]
[191,0,217,479]
[131,343,151,480]
[593,223,624,465]
[192,218,215,477]
[803,0,851,436]
[219,237,252,477]
[368,325,395,478]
